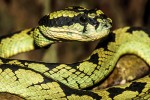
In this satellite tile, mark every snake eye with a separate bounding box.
[79,15,88,24]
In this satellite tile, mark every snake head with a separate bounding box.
[38,6,112,42]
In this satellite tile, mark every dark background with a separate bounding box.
[0,0,149,63]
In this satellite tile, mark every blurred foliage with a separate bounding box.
[0,0,149,63]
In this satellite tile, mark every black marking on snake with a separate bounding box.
[69,62,80,68]
[38,15,74,27]
[95,14,108,20]
[59,82,102,100]
[39,14,89,33]
[43,63,71,74]
[126,82,146,93]
[109,32,116,42]
[0,64,19,72]
[95,35,109,50]
[127,27,150,36]
[38,13,109,33]
[96,32,116,51]
[107,87,124,98]
[88,53,99,64]
[107,82,146,98]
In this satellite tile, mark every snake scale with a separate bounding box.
[0,6,150,100]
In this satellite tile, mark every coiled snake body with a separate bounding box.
[0,6,150,99]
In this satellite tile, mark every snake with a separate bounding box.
[0,6,150,100]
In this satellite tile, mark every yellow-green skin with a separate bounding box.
[0,6,150,99]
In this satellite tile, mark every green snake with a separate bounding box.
[0,6,150,99]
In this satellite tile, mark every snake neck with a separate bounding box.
[31,26,58,47]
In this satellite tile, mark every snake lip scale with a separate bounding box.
[0,6,149,99]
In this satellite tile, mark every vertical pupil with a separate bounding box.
[80,16,88,23]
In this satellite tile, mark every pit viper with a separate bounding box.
[0,6,150,100]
